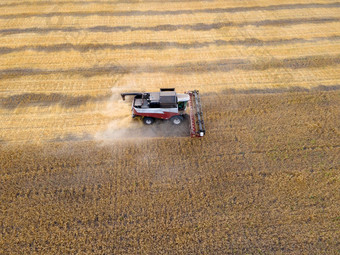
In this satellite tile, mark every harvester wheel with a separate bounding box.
[143,117,155,125]
[170,116,183,125]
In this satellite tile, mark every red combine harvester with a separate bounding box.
[121,88,205,137]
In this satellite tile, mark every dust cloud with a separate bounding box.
[94,85,190,143]
[94,86,142,142]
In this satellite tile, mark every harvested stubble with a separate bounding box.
[0,0,340,142]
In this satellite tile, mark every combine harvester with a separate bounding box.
[121,88,205,137]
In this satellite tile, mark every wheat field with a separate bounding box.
[0,0,339,253]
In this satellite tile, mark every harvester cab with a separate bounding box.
[121,88,205,137]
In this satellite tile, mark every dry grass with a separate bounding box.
[0,0,339,253]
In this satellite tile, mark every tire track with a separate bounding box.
[1,36,339,55]
[0,54,339,80]
[1,2,339,19]
[1,17,339,36]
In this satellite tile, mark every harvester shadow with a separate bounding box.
[128,115,191,138]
